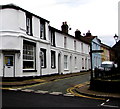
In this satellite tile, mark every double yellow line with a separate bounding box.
[0,80,48,90]
[67,82,105,100]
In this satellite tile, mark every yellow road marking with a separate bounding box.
[0,79,46,84]
[0,81,49,90]
[67,82,105,100]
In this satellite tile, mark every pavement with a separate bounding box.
[1,71,120,99]
[75,82,120,99]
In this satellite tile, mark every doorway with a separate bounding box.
[4,55,14,77]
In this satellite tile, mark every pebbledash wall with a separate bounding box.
[0,4,90,77]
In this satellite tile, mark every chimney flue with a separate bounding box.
[61,21,68,34]
[75,29,81,38]
[86,30,92,36]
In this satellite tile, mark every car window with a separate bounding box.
[101,64,113,68]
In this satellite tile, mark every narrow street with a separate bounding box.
[22,72,90,94]
[2,72,120,108]
[2,89,104,108]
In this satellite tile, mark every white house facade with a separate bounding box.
[0,4,90,77]
[84,31,101,70]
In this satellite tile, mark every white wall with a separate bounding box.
[67,36,74,50]
[0,9,19,32]
[0,6,90,77]
[33,16,40,38]
[18,10,26,34]
[56,32,64,48]
[2,36,21,50]
[52,30,90,74]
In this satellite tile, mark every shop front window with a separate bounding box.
[23,42,35,70]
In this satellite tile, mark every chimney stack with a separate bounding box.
[61,21,68,34]
[86,30,92,36]
[75,29,81,38]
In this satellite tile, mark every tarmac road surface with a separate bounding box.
[2,89,105,108]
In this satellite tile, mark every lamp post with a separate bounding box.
[114,34,118,43]
[113,34,119,71]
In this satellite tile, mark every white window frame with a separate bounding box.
[26,18,31,35]
[74,40,76,51]
[40,21,46,40]
[40,48,46,68]
[51,51,56,68]
[81,43,83,53]
[64,55,68,70]
[26,13,32,36]
[82,58,84,69]
[23,44,35,70]
[75,57,77,68]
[41,51,45,67]
[51,30,55,46]
[64,37,67,48]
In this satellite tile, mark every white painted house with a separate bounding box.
[0,4,90,77]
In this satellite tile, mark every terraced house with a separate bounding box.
[84,31,101,70]
[101,43,111,62]
[0,4,90,77]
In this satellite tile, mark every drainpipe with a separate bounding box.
[90,43,93,80]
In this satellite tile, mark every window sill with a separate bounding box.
[41,66,46,69]
[51,66,56,69]
[51,44,56,47]
[64,69,69,71]
[75,67,77,69]
[23,70,37,72]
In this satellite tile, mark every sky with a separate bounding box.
[0,0,120,46]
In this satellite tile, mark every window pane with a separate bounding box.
[23,61,34,69]
[26,14,32,36]
[64,37,67,48]
[40,22,45,39]
[23,44,34,60]
[40,49,46,68]
[51,31,55,46]
[51,51,55,68]
[23,43,35,69]
[75,57,77,67]
[5,56,13,66]
[74,40,76,50]
[41,51,44,67]
[64,55,68,69]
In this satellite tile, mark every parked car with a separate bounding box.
[98,61,117,71]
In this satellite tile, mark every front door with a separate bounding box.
[4,55,14,77]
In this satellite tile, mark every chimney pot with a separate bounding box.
[86,30,92,36]
[61,21,68,34]
[75,29,81,38]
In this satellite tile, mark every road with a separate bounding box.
[22,72,90,94]
[2,72,120,108]
[2,89,104,108]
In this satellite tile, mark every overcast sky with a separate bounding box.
[1,0,119,46]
